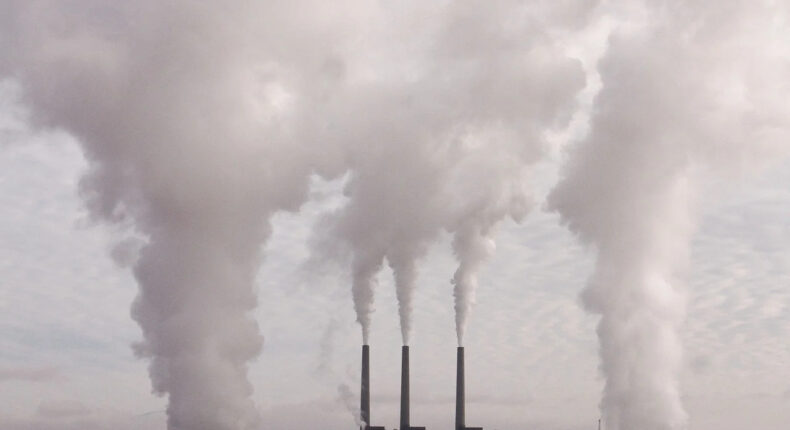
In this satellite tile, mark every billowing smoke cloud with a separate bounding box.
[0,2,331,429]
[1,0,588,426]
[313,0,588,346]
[549,1,790,429]
[16,1,785,429]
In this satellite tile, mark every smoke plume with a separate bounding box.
[0,2,327,429]
[549,1,790,429]
[337,383,362,427]
[1,0,586,425]
[314,0,587,346]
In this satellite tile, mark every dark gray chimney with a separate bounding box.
[399,346,425,430]
[400,346,409,430]
[456,347,482,430]
[361,345,370,430]
[361,345,386,430]
[455,347,464,430]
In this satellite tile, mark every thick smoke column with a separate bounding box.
[549,1,790,429]
[316,0,587,346]
[0,2,330,429]
[0,0,587,426]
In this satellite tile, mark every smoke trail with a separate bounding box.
[337,383,362,427]
[549,1,790,429]
[313,318,363,426]
[451,223,497,347]
[444,123,544,346]
[351,255,384,345]
[313,0,587,346]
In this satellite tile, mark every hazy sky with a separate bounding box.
[1,1,789,430]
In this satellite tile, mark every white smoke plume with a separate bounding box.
[549,1,790,430]
[1,0,587,426]
[313,0,588,346]
[0,2,334,429]
[446,132,536,346]
[450,220,498,347]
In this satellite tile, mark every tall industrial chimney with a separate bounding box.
[360,345,386,430]
[399,346,425,430]
[455,347,482,430]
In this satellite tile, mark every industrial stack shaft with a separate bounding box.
[359,344,484,430]
[456,347,482,430]
[400,346,425,430]
[456,347,464,430]
[361,345,369,430]
[360,345,386,430]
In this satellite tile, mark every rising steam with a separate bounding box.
[316,0,586,346]
[549,1,790,429]
[6,1,783,429]
[0,2,321,429]
[1,1,585,426]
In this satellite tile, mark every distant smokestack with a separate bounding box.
[361,345,370,430]
[361,345,386,430]
[455,347,464,430]
[455,347,482,430]
[399,346,425,430]
[400,346,409,430]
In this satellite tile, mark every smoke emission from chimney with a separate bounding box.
[12,2,783,430]
[0,1,586,427]
[549,1,790,429]
[312,0,586,347]
[0,3,333,429]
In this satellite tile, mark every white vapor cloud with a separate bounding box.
[549,1,790,429]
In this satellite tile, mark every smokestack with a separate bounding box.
[455,347,464,430]
[400,346,409,430]
[455,347,482,430]
[399,346,425,430]
[361,345,386,430]
[361,345,370,430]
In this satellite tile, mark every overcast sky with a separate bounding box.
[1,2,789,430]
